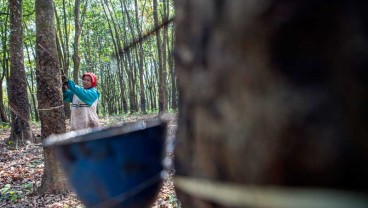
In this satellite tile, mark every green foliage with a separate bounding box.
[0,182,34,202]
[167,109,178,114]
[0,184,21,202]
[22,182,33,190]
[0,182,33,202]
[28,159,43,168]
[6,140,14,145]
[168,195,181,207]
[0,122,10,129]
[1,0,177,116]
[0,184,11,195]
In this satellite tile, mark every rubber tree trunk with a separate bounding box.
[153,0,167,113]
[8,0,33,147]
[35,0,68,194]
[0,7,9,123]
[174,0,368,207]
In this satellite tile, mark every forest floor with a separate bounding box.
[0,113,181,208]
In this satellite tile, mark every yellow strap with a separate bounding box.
[175,176,368,208]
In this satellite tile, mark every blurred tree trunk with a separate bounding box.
[174,0,368,207]
[8,0,33,147]
[35,0,68,194]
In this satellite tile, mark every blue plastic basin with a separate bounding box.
[44,119,167,208]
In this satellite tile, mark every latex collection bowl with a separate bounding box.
[44,119,167,208]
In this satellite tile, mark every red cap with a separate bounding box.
[82,72,98,88]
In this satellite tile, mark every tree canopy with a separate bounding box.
[0,0,176,122]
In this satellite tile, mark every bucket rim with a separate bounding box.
[43,118,165,146]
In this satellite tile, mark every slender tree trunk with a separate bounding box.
[25,43,39,122]
[151,60,158,110]
[72,0,81,82]
[174,0,368,207]
[0,76,8,122]
[54,6,66,74]
[72,0,88,81]
[62,0,70,78]
[169,24,177,110]
[153,0,166,113]
[55,34,64,73]
[54,4,71,119]
[134,0,147,114]
[116,0,132,114]
[121,1,138,113]
[0,9,9,123]
[0,86,8,122]
[35,0,68,194]
[162,0,169,111]
[100,0,127,114]
[118,59,128,114]
[128,54,138,113]
[8,0,33,147]
[0,60,8,123]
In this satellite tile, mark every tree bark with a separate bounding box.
[72,0,81,82]
[54,4,71,119]
[153,0,166,113]
[174,0,368,207]
[62,0,70,77]
[0,80,8,123]
[169,27,177,110]
[8,0,33,147]
[35,0,68,194]
[25,42,39,121]
[121,1,138,113]
[101,0,127,115]
[134,0,147,114]
[72,0,88,81]
[162,0,169,111]
[0,9,9,123]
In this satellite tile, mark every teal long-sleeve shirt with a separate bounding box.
[63,80,100,106]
